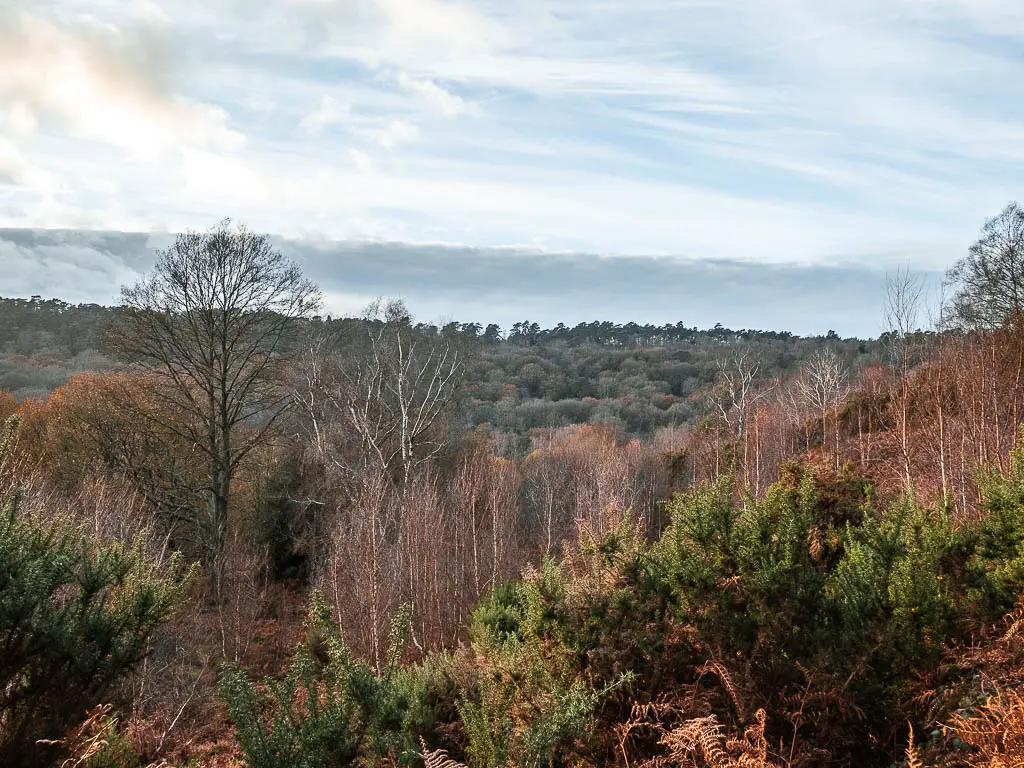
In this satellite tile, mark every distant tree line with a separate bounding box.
[0,296,884,438]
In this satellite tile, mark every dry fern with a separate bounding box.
[905,723,923,768]
[666,715,729,766]
[37,704,114,768]
[419,736,470,768]
[36,704,175,768]
[946,691,1024,767]
[697,661,746,723]
[625,701,778,768]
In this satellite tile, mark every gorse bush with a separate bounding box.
[219,595,440,768]
[973,442,1024,608]
[221,583,626,768]
[223,453,1024,767]
[0,416,191,767]
[655,465,1023,759]
[461,552,634,768]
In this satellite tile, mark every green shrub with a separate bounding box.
[0,416,190,767]
[463,520,644,767]
[654,468,993,759]
[973,440,1024,609]
[222,454,1024,768]
[462,563,630,768]
[219,595,433,767]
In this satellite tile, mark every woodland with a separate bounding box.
[3,203,1024,767]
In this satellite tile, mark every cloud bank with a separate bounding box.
[0,228,942,337]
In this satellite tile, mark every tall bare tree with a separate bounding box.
[345,300,465,491]
[947,202,1024,329]
[108,220,321,596]
[884,267,924,492]
[294,301,465,662]
[709,349,774,484]
[795,349,848,470]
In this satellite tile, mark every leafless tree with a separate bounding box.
[884,267,925,492]
[344,300,465,492]
[947,202,1024,329]
[795,349,848,470]
[709,349,775,483]
[108,219,321,597]
[294,301,466,662]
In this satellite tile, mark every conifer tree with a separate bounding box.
[0,415,190,766]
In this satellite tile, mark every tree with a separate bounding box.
[0,416,190,766]
[884,268,924,492]
[708,349,774,484]
[947,202,1024,328]
[44,372,208,549]
[795,349,848,470]
[339,299,465,492]
[108,220,321,596]
[294,300,465,663]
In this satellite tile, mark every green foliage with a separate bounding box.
[828,496,961,666]
[974,438,1024,605]
[0,415,191,767]
[224,454,1024,768]
[657,471,835,664]
[219,594,433,768]
[654,468,1005,759]
[460,517,656,767]
[462,562,630,768]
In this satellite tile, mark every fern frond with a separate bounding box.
[698,661,746,722]
[905,723,922,768]
[419,736,470,768]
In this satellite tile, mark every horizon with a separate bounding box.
[0,226,944,338]
[2,1,1019,333]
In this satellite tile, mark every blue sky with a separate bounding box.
[0,0,1021,333]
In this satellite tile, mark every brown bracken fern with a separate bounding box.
[905,724,923,768]
[946,692,1024,767]
[625,699,777,768]
[420,736,470,768]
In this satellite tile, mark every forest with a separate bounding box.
[3,203,1024,768]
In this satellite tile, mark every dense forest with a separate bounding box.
[4,204,1024,768]
[0,294,880,439]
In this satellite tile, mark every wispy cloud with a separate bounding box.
[0,9,241,158]
[0,0,1021,282]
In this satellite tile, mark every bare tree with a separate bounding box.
[294,301,465,663]
[344,300,465,492]
[795,349,848,471]
[947,202,1024,329]
[108,219,321,596]
[884,268,924,492]
[708,349,775,484]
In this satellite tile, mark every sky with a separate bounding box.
[1,0,1021,335]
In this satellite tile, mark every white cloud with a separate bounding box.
[0,138,26,184]
[180,149,269,205]
[299,95,352,133]
[348,148,374,171]
[377,0,502,52]
[296,0,505,55]
[0,238,142,305]
[2,0,1022,277]
[397,73,477,117]
[0,10,242,159]
[367,118,419,150]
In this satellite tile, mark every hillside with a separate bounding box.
[0,295,881,438]
[3,213,1024,767]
